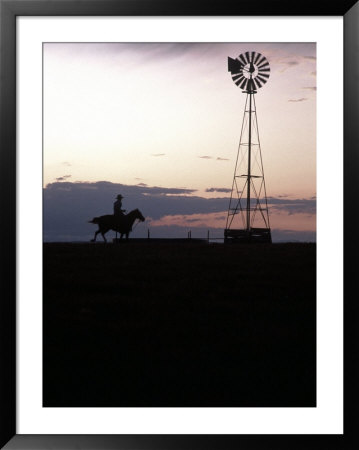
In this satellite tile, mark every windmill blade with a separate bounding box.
[258,71,270,79]
[232,73,244,81]
[233,74,244,83]
[233,78,244,86]
[229,52,270,90]
[234,76,245,86]
[257,75,269,83]
[257,75,269,84]
[256,55,267,67]
[239,77,248,90]
[258,61,270,70]
[238,53,247,66]
[257,72,270,79]
[253,52,262,65]
[258,65,270,74]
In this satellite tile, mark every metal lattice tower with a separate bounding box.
[224,51,272,243]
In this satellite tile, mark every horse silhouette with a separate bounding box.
[89,208,145,242]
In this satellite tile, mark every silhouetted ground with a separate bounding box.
[43,242,316,407]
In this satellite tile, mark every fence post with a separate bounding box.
[147,229,150,239]
[207,230,209,242]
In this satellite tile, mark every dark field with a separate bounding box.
[43,241,316,407]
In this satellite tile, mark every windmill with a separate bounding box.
[224,51,272,243]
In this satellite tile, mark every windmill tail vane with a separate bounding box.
[224,51,272,243]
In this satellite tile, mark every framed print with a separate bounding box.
[0,0,358,449]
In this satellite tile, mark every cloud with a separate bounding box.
[198,155,213,159]
[277,54,315,73]
[206,187,232,193]
[216,157,229,161]
[43,181,316,242]
[55,174,72,181]
[267,196,316,215]
[284,61,299,66]
[148,211,226,229]
[122,43,216,65]
[137,183,148,187]
[62,161,72,167]
[278,59,300,72]
[48,43,218,70]
[288,98,308,103]
[302,86,316,91]
[45,181,197,196]
[151,153,165,157]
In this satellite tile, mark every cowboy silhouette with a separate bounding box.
[114,194,126,218]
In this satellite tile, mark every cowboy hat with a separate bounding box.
[116,194,124,199]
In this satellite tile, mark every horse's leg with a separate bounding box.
[91,229,100,242]
[101,229,108,243]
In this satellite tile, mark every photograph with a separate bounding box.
[42,42,317,407]
[2,1,357,448]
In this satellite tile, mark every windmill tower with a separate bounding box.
[224,51,271,243]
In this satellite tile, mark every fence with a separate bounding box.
[113,229,224,244]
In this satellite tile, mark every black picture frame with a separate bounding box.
[1,0,357,448]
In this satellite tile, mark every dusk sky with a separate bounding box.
[43,42,316,241]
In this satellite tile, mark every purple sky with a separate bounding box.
[43,43,316,241]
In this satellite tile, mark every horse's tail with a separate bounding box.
[88,217,100,224]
